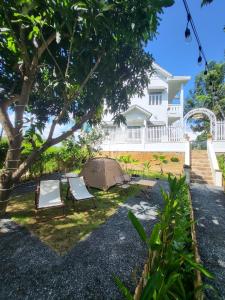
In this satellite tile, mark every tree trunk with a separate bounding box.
[0,171,13,217]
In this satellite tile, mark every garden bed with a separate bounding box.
[116,176,212,299]
[133,187,204,300]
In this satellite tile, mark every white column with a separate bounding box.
[180,84,184,124]
[142,120,146,148]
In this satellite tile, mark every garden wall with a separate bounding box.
[100,151,184,163]
[99,151,184,176]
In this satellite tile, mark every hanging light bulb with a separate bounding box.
[185,13,192,43]
[185,27,192,42]
[197,46,203,66]
[198,55,202,66]
[204,62,208,75]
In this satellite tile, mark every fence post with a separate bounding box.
[142,127,145,148]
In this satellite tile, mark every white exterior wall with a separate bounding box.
[130,73,168,125]
[102,63,190,133]
[101,142,186,152]
[125,109,147,125]
[212,141,225,153]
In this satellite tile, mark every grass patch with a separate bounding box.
[126,169,169,181]
[7,184,142,255]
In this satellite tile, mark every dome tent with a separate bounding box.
[80,157,124,191]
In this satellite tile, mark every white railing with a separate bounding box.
[216,121,225,141]
[167,104,182,116]
[207,140,223,187]
[104,128,142,144]
[146,126,183,142]
[103,126,183,144]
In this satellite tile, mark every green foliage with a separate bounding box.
[170,156,179,163]
[217,154,225,178]
[0,0,174,129]
[153,154,168,174]
[17,129,103,178]
[0,138,8,168]
[116,176,213,299]
[117,155,138,165]
[185,61,225,133]
[143,161,151,178]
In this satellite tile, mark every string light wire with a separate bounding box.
[182,0,208,73]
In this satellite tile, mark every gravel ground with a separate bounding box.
[190,184,225,300]
[0,180,167,300]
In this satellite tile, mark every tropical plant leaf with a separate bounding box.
[128,210,147,243]
[148,223,161,249]
[183,255,214,279]
[113,276,133,300]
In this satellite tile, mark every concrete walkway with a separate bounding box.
[0,181,166,300]
[190,184,225,299]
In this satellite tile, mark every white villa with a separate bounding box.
[101,63,191,149]
[100,63,225,187]
[103,62,190,130]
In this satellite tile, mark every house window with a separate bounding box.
[149,92,162,105]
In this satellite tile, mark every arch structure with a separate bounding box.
[183,108,217,139]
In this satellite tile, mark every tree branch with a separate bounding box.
[0,104,14,141]
[47,55,103,141]
[12,107,96,181]
[65,21,77,78]
[39,31,64,80]
[38,32,56,59]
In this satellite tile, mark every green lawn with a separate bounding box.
[7,184,142,255]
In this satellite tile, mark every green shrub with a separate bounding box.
[171,156,179,162]
[218,154,225,178]
[117,155,138,164]
[153,154,168,174]
[115,176,213,299]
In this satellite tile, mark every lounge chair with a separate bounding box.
[67,176,96,208]
[35,180,65,214]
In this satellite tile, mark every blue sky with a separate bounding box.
[145,0,225,98]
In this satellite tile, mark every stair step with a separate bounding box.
[191,163,210,167]
[191,168,211,172]
[190,150,215,186]
[191,158,208,160]
[191,175,213,181]
[191,179,214,185]
[191,174,212,178]
[192,151,207,154]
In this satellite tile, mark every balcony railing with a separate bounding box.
[167,104,182,117]
[216,121,225,140]
[103,126,184,144]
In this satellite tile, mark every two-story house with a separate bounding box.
[100,63,190,151]
[103,62,190,129]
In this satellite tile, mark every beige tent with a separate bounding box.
[80,157,124,191]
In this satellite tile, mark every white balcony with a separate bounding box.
[167,104,182,117]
